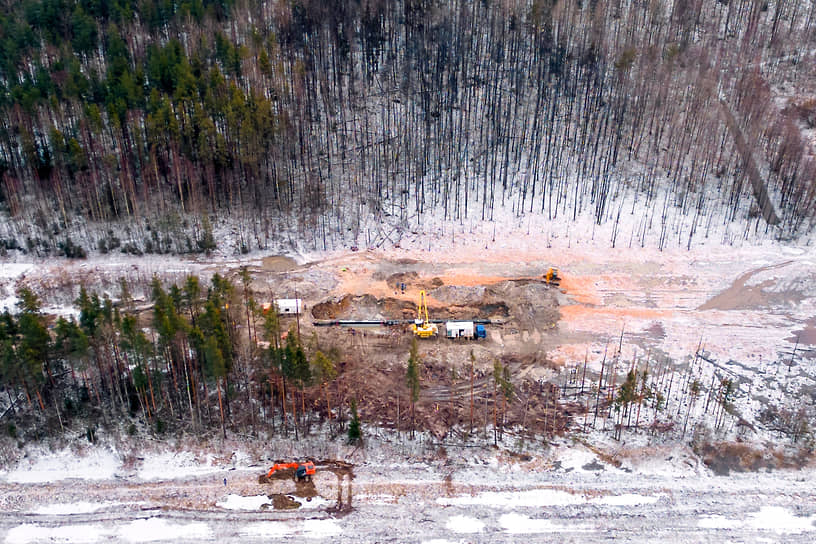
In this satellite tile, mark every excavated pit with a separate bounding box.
[311,291,517,321]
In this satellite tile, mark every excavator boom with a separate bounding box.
[412,290,438,337]
[265,460,317,482]
[267,462,299,478]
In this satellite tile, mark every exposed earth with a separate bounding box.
[1,243,816,541]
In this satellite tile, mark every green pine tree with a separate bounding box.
[406,337,421,438]
[348,399,361,444]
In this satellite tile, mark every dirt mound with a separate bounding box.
[312,294,415,320]
[430,280,557,324]
[258,467,297,483]
[262,255,298,272]
[698,442,771,475]
[430,285,487,305]
[434,302,509,320]
[696,441,812,475]
[312,296,354,319]
[382,297,421,319]
[488,280,559,330]
[270,494,301,510]
[375,270,443,290]
[384,271,419,289]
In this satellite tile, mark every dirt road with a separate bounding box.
[2,460,815,542]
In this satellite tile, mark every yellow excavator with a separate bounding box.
[411,290,438,338]
[543,267,561,287]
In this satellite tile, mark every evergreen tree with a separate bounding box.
[406,337,421,438]
[53,316,89,383]
[348,398,361,444]
[15,287,50,409]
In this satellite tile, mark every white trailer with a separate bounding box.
[263,298,303,315]
[445,321,474,339]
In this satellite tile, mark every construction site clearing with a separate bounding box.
[244,256,572,443]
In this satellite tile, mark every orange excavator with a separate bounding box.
[266,461,316,482]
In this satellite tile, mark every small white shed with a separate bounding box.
[263,299,303,315]
[445,321,474,339]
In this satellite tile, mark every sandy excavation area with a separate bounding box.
[259,242,816,372]
[232,241,816,447]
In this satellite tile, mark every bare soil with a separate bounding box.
[696,441,812,476]
[254,254,574,440]
[234,245,814,447]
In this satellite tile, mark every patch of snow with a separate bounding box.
[217,493,330,510]
[0,264,33,314]
[446,515,485,534]
[217,494,270,510]
[3,448,119,483]
[698,507,816,534]
[437,488,586,507]
[499,513,593,533]
[119,518,213,542]
[438,486,659,510]
[748,506,816,534]
[0,263,32,279]
[589,493,661,506]
[238,519,341,538]
[40,305,81,319]
[300,519,342,538]
[31,501,115,515]
[136,451,221,480]
[5,524,107,543]
[555,447,603,472]
[617,445,705,478]
[237,523,292,538]
[698,515,742,529]
[0,294,18,312]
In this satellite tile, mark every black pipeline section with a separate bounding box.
[313,319,493,327]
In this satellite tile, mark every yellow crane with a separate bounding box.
[411,290,438,338]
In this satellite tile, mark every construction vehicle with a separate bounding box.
[445,321,486,339]
[543,267,561,286]
[265,461,316,482]
[411,290,438,338]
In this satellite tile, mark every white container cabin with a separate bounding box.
[445,321,474,339]
[263,299,303,315]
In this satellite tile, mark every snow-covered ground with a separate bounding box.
[1,173,816,540]
[1,442,815,542]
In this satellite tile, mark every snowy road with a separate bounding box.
[2,461,815,543]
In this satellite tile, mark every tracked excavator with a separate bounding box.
[411,290,438,338]
[265,461,316,482]
[543,267,561,287]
